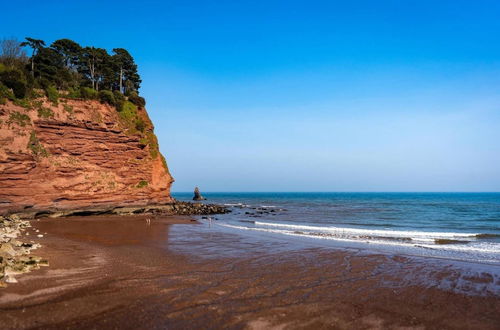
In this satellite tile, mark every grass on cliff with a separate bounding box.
[7,111,31,127]
[135,180,149,188]
[37,107,55,119]
[118,101,162,160]
[28,131,49,157]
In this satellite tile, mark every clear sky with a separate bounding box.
[3,0,500,191]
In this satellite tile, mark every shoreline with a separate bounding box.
[1,215,499,329]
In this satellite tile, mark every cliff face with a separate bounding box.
[0,96,174,215]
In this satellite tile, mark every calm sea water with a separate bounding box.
[172,192,500,265]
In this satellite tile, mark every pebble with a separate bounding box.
[37,234,43,238]
[5,275,18,284]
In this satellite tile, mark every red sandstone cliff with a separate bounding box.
[0,96,174,215]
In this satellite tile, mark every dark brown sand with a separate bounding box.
[0,215,499,329]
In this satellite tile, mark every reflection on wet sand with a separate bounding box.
[0,215,499,329]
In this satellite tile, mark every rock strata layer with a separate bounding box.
[0,97,174,215]
[9,202,230,219]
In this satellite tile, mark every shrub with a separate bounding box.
[10,82,27,99]
[80,86,98,99]
[113,90,125,111]
[45,85,59,105]
[28,131,49,157]
[119,100,137,120]
[0,82,15,104]
[66,87,81,99]
[98,90,115,106]
[136,180,148,188]
[8,111,31,127]
[37,107,54,118]
[135,117,146,132]
[39,78,51,90]
[128,92,145,108]
[63,104,73,114]
[13,98,31,108]
[0,69,27,99]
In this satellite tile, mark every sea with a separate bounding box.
[172,192,500,265]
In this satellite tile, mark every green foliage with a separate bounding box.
[37,107,54,118]
[13,98,31,108]
[127,92,145,108]
[146,131,159,159]
[50,39,81,69]
[160,154,170,172]
[0,82,15,104]
[8,111,31,127]
[63,104,73,114]
[112,48,141,93]
[119,100,137,120]
[30,89,44,98]
[113,90,125,110]
[135,117,146,132]
[135,180,148,188]
[65,87,80,99]
[80,86,98,99]
[3,37,145,107]
[31,99,43,108]
[98,90,115,105]
[0,68,27,98]
[45,85,58,105]
[33,48,66,87]
[28,131,48,157]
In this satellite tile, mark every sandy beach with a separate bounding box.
[0,215,499,329]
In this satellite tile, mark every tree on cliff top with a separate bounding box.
[112,48,141,94]
[20,37,45,77]
[51,39,82,70]
[0,38,27,67]
[1,36,143,106]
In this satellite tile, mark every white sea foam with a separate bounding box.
[216,222,500,256]
[223,203,250,207]
[254,221,480,239]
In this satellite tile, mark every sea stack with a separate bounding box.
[193,187,206,201]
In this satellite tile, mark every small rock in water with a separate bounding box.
[193,186,206,201]
[37,234,43,238]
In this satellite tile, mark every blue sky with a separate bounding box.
[3,0,500,191]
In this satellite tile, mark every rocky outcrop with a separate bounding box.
[0,96,174,215]
[0,214,48,287]
[193,187,206,201]
[8,202,230,219]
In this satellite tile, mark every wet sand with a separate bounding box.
[0,215,499,329]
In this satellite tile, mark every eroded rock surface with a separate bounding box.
[0,97,174,215]
[0,215,47,288]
